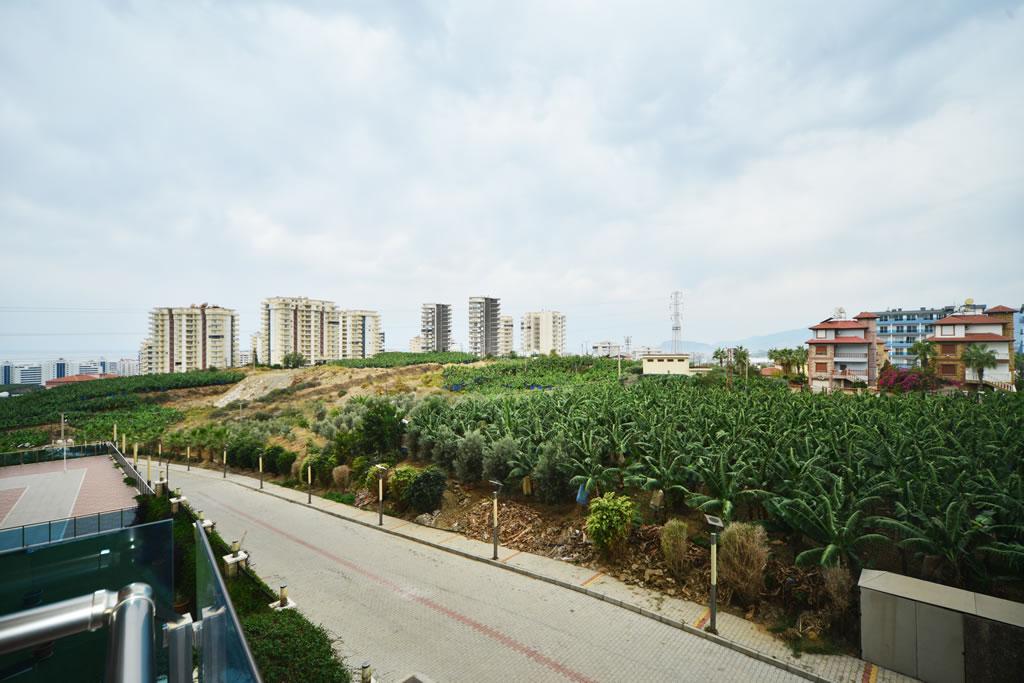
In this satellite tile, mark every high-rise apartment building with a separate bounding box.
[260,297,339,366]
[409,336,424,353]
[928,305,1017,388]
[13,365,43,385]
[420,304,453,353]
[498,316,514,356]
[873,304,985,368]
[468,297,500,356]
[806,312,885,392]
[142,304,239,374]
[520,310,566,356]
[339,310,384,359]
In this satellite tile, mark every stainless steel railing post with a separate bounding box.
[104,583,156,683]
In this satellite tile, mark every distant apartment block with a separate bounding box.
[260,297,338,366]
[806,312,885,392]
[520,310,565,356]
[1,361,11,385]
[873,304,984,368]
[928,305,1018,388]
[138,339,155,373]
[8,364,42,385]
[468,297,500,357]
[498,316,514,356]
[591,341,621,357]
[117,358,141,376]
[142,304,239,374]
[420,304,453,353]
[339,310,383,359]
[408,335,424,353]
[237,349,252,367]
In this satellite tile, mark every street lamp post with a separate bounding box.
[489,480,503,560]
[61,412,67,473]
[375,465,388,526]
[705,514,725,635]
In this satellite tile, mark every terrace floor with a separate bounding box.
[0,456,138,528]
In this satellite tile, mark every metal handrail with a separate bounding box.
[107,441,155,496]
[0,582,154,683]
[0,506,138,551]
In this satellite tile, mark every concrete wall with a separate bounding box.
[860,588,964,683]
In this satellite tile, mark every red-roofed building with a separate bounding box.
[44,373,118,389]
[927,306,1017,388]
[806,311,886,392]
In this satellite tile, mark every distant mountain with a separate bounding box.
[659,328,808,356]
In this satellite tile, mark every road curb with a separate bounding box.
[183,466,830,683]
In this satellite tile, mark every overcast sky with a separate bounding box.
[2,1,1022,360]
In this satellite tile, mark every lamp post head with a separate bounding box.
[374,464,387,477]
[488,479,503,493]
[704,514,725,530]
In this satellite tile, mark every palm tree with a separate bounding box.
[908,340,936,370]
[792,347,808,375]
[961,345,998,388]
[734,346,750,380]
[712,347,727,367]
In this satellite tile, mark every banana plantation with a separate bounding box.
[405,377,1024,591]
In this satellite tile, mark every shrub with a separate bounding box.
[454,431,485,483]
[388,465,420,502]
[822,564,852,614]
[482,436,516,482]
[275,449,297,477]
[325,492,356,505]
[242,609,350,683]
[430,425,459,469]
[719,522,769,606]
[660,519,689,579]
[532,439,570,503]
[331,465,350,490]
[403,467,447,513]
[585,493,635,556]
[350,456,369,487]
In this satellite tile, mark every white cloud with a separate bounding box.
[1,1,1021,357]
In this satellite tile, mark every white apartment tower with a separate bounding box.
[421,303,453,353]
[468,297,501,357]
[339,310,384,359]
[521,311,566,356]
[498,316,514,356]
[260,297,339,366]
[142,304,239,374]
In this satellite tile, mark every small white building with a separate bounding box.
[641,353,692,376]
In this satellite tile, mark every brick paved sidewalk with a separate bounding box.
[167,463,917,683]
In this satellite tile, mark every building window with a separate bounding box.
[815,362,827,373]
[815,330,827,339]
[940,363,956,376]
[815,346,827,356]
[940,325,955,336]
[941,343,956,355]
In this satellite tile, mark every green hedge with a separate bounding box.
[243,609,350,683]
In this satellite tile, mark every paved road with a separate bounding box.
[174,467,802,683]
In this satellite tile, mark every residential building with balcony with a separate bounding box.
[408,335,424,353]
[259,296,338,366]
[928,305,1018,389]
[141,304,239,374]
[806,312,883,392]
[420,303,453,353]
[521,310,566,356]
[339,310,384,359]
[468,296,501,356]
[873,304,986,368]
[498,315,514,356]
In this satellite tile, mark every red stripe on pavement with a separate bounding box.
[221,502,597,683]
